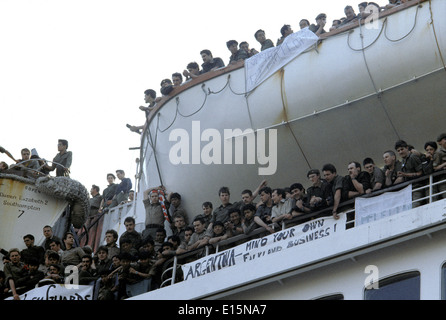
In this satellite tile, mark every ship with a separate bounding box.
[121,0,446,300]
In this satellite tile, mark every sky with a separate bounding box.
[0,0,389,196]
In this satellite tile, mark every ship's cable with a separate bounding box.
[428,0,446,71]
[177,84,208,118]
[347,18,385,51]
[147,125,164,187]
[156,105,179,133]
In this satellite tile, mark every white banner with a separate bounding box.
[181,215,346,281]
[355,185,413,226]
[4,284,93,300]
[245,27,318,92]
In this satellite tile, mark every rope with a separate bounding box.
[177,84,208,118]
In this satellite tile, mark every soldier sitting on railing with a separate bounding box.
[110,170,132,208]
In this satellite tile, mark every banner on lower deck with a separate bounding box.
[181,214,346,281]
[245,27,318,92]
[4,284,93,300]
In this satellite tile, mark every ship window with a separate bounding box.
[364,271,420,300]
